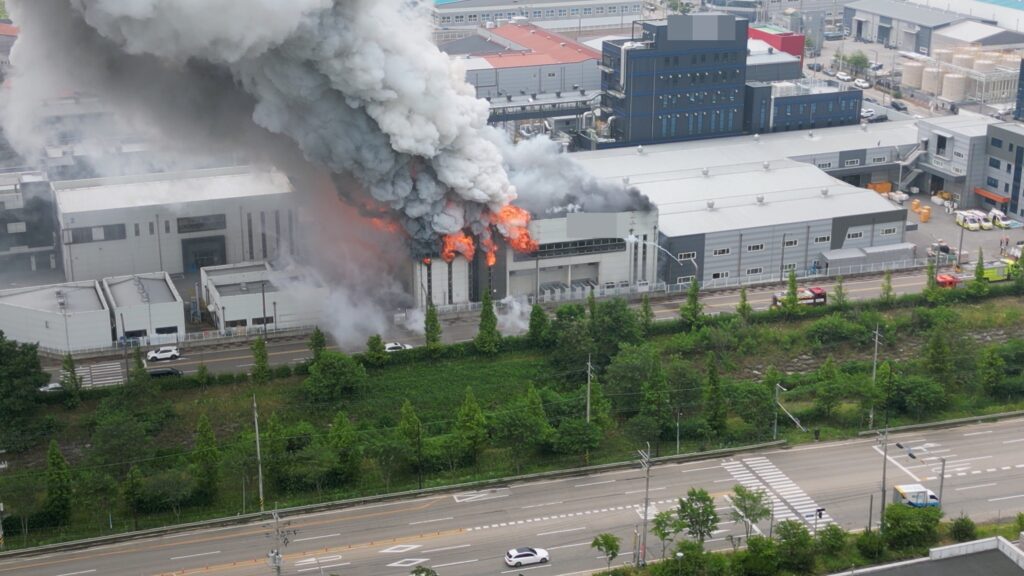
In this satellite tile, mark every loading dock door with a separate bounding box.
[182,236,227,274]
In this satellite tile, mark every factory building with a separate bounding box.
[744,38,803,82]
[433,0,646,41]
[0,171,59,274]
[200,262,327,333]
[744,78,863,133]
[843,0,987,53]
[54,166,296,282]
[748,24,806,64]
[411,208,658,307]
[0,279,111,353]
[101,272,185,343]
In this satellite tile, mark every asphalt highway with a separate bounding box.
[53,270,929,380]
[3,418,1021,576]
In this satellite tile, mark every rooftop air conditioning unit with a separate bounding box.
[707,200,716,210]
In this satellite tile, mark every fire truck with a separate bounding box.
[771,287,827,308]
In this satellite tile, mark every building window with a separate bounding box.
[747,243,764,252]
[1011,143,1016,151]
[844,159,861,167]
[872,156,886,163]
[440,16,451,23]
[177,214,227,234]
[609,5,617,12]
[149,221,155,235]
[814,235,831,243]
[1007,163,1013,173]
[817,162,833,169]
[783,263,796,271]
[558,8,567,15]
[712,248,731,256]
[66,224,127,244]
[260,211,268,259]
[987,176,1000,188]
[583,7,593,14]
[632,4,641,12]
[746,267,763,275]
[678,251,697,260]
[596,6,605,13]
[847,231,864,240]
[134,223,140,236]
[712,271,730,279]
[881,227,897,236]
[990,158,1002,169]
[992,137,1003,148]
[164,220,170,234]
[533,10,542,17]
[677,275,695,285]
[954,151,965,158]
[468,14,478,21]
[247,212,254,260]
[454,14,464,23]
[784,239,798,247]
[571,7,580,15]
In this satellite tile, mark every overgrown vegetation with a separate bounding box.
[3,271,1024,548]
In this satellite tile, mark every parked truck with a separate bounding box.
[958,258,1021,282]
[892,484,940,508]
[771,287,827,308]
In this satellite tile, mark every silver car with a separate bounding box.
[504,547,549,567]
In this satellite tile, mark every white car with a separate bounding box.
[836,71,853,82]
[38,383,63,393]
[860,108,876,118]
[853,78,872,89]
[146,346,180,361]
[505,547,549,567]
[384,342,413,353]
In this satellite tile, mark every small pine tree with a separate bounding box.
[587,289,598,324]
[950,514,977,542]
[834,275,848,310]
[123,465,144,531]
[640,294,654,334]
[680,279,703,329]
[704,355,727,439]
[881,269,894,305]
[43,440,73,525]
[365,334,388,367]
[969,247,990,298]
[926,260,938,292]
[195,363,211,390]
[250,337,270,386]
[736,286,752,321]
[59,353,82,409]
[309,326,327,365]
[424,304,442,350]
[192,413,220,503]
[782,269,799,314]
[528,304,550,347]
[474,291,501,354]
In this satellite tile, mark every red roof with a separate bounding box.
[482,24,600,69]
[0,23,19,37]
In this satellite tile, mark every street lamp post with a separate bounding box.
[675,551,684,575]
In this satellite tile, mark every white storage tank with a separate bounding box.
[974,59,997,73]
[942,74,967,101]
[902,61,925,88]
[933,49,954,63]
[921,67,944,94]
[952,53,975,69]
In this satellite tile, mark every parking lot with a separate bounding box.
[904,196,1024,265]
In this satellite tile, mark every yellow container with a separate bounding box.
[911,198,921,213]
[920,206,932,223]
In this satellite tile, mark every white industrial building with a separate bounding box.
[0,279,111,353]
[200,262,327,333]
[433,0,645,41]
[54,166,297,282]
[101,272,185,343]
[411,208,658,307]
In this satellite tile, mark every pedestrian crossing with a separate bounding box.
[723,456,833,531]
[55,361,125,388]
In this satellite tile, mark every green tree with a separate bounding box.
[969,248,990,298]
[327,410,361,484]
[365,334,388,367]
[731,485,771,538]
[126,347,150,389]
[410,566,438,576]
[491,385,550,474]
[883,505,942,550]
[651,509,683,558]
[250,337,270,386]
[192,413,220,504]
[474,290,501,354]
[739,535,779,576]
[847,50,870,71]
[950,514,977,542]
[304,350,368,402]
[551,418,601,465]
[775,520,815,573]
[881,269,895,306]
[587,289,598,324]
[424,304,442,350]
[309,326,327,365]
[591,532,621,569]
[455,387,489,465]
[923,330,954,385]
[736,286,753,321]
[677,487,719,547]
[782,269,799,314]
[979,347,1006,398]
[43,440,73,526]
[856,529,885,559]
[0,332,50,449]
[640,294,655,335]
[122,465,144,531]
[704,356,727,439]
[905,377,946,419]
[817,523,847,555]
[549,309,595,375]
[144,468,195,521]
[815,355,845,419]
[528,304,550,347]
[926,260,938,292]
[59,353,82,408]
[195,363,211,390]
[639,363,673,455]
[733,380,774,437]
[680,279,703,329]
[398,400,426,489]
[833,276,848,310]
[91,406,150,473]
[605,343,663,416]
[591,298,643,367]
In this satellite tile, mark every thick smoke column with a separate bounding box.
[5,0,516,249]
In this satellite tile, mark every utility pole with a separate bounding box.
[253,394,265,513]
[938,457,947,511]
[261,281,268,336]
[869,323,881,430]
[878,409,890,532]
[773,382,780,440]
[0,501,5,551]
[586,355,592,423]
[676,410,681,454]
[638,443,652,567]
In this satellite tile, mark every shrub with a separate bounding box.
[949,514,977,542]
[775,519,815,574]
[807,313,871,346]
[883,505,942,550]
[856,529,885,560]
[737,535,779,576]
[816,523,847,555]
[273,364,293,379]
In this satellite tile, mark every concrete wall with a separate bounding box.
[468,61,600,99]
[0,286,112,352]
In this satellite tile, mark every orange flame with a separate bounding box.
[491,205,539,254]
[441,231,476,262]
[481,234,498,267]
[369,217,401,234]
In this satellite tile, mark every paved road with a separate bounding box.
[49,269,928,379]
[2,418,1020,576]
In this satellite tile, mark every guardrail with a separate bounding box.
[0,439,784,559]
[857,409,1024,436]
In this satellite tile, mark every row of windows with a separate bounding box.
[511,237,626,262]
[660,52,742,67]
[657,108,739,138]
[437,4,640,23]
[989,157,1014,174]
[688,230,886,261]
[816,157,891,169]
[657,89,740,108]
[777,98,856,117]
[653,69,742,87]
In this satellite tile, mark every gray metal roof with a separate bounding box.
[919,113,1001,137]
[0,281,106,314]
[846,0,966,28]
[215,281,281,297]
[103,273,180,307]
[866,549,1023,576]
[436,0,620,9]
[440,34,509,56]
[203,262,271,277]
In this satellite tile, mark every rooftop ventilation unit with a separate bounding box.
[821,187,830,197]
[636,145,644,155]
[701,167,710,177]
[240,282,248,292]
[756,195,765,204]
[762,161,770,171]
[706,200,715,210]
[753,133,760,142]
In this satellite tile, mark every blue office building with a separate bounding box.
[745,80,863,133]
[1015,59,1024,122]
[597,14,748,146]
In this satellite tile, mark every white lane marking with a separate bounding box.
[625,487,665,495]
[292,533,340,543]
[433,559,479,568]
[1002,438,1024,444]
[298,562,350,573]
[522,501,563,509]
[296,555,343,565]
[387,558,429,567]
[538,527,587,536]
[714,478,735,483]
[944,456,992,466]
[56,571,97,576]
[170,551,221,560]
[956,483,997,491]
[548,542,591,550]
[964,430,993,436]
[409,517,454,525]
[989,494,1024,502]
[680,465,722,473]
[873,445,920,482]
[424,544,471,553]
[574,480,615,488]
